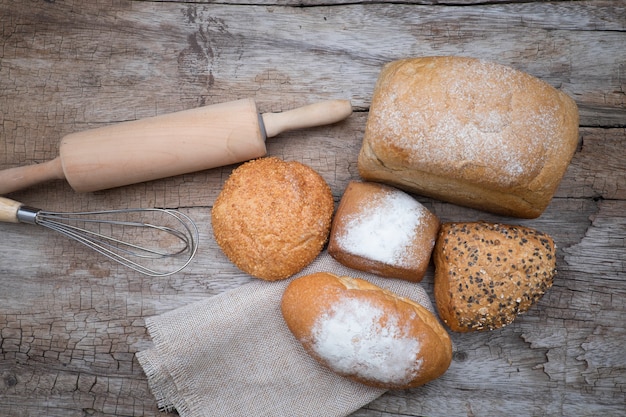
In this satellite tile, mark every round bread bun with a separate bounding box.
[281,272,452,389]
[211,157,334,281]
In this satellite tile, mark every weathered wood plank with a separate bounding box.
[562,128,626,200]
[1,0,624,148]
[1,0,624,416]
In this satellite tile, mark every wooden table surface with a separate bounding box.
[1,1,624,416]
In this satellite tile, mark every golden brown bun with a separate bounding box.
[434,222,557,332]
[211,157,334,281]
[358,56,579,218]
[328,181,439,282]
[281,272,452,389]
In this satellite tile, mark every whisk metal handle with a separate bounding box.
[16,206,40,224]
[0,197,38,224]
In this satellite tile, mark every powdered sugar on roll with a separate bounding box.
[310,295,423,386]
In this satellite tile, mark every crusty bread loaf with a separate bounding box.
[211,157,334,281]
[281,272,452,389]
[328,181,439,282]
[358,56,579,218]
[433,222,557,332]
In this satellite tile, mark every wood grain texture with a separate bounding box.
[1,0,624,416]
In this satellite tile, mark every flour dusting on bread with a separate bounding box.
[310,295,423,386]
[375,58,563,185]
[328,181,440,282]
[335,190,426,268]
[280,272,453,389]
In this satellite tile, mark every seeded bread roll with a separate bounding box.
[433,222,557,332]
[211,157,334,281]
[281,272,452,389]
[358,56,579,218]
[328,181,439,282]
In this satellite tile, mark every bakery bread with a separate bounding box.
[433,222,557,332]
[282,273,452,389]
[328,181,439,282]
[281,272,452,389]
[211,157,334,281]
[358,56,579,218]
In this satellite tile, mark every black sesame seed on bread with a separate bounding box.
[433,222,556,332]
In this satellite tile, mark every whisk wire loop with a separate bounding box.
[22,207,199,277]
[39,215,191,258]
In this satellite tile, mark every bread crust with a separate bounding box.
[358,56,579,218]
[433,222,557,332]
[211,157,334,280]
[328,181,439,282]
[281,272,452,389]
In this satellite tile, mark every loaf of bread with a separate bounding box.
[211,157,334,281]
[358,56,579,218]
[281,272,452,389]
[328,181,439,282]
[433,222,557,332]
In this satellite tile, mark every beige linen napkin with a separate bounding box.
[136,251,435,417]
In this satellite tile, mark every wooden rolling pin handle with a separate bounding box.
[0,157,65,195]
[261,99,352,139]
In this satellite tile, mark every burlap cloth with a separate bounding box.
[136,251,436,417]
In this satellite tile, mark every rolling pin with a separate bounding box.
[0,98,352,194]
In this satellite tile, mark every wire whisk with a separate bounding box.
[0,197,199,276]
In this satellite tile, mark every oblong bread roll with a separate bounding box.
[281,272,452,389]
